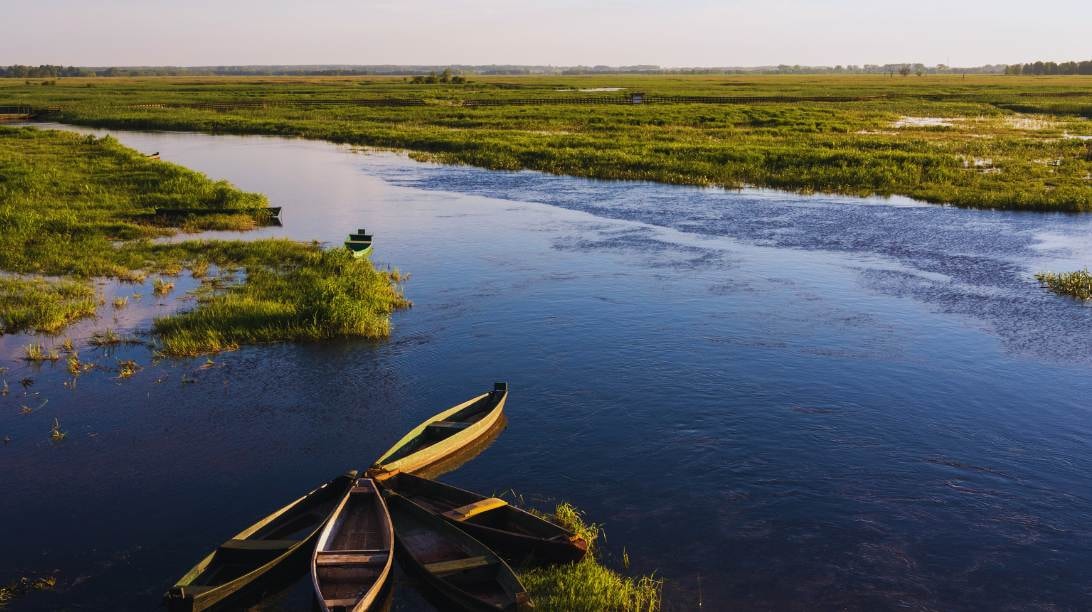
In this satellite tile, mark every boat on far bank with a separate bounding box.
[346,227,373,257]
[371,383,509,475]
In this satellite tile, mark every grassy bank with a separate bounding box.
[0,126,407,351]
[1036,269,1092,300]
[521,504,661,611]
[2,74,1091,210]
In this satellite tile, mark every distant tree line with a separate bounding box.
[408,68,466,84]
[1005,60,1092,75]
[0,65,90,77]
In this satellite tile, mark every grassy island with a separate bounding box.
[2,74,1091,211]
[0,126,408,353]
[1036,269,1092,300]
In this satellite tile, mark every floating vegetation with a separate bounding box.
[153,278,175,296]
[0,574,57,607]
[521,503,661,612]
[66,354,82,376]
[60,338,74,353]
[89,329,121,346]
[116,360,141,379]
[1035,269,1092,300]
[50,418,66,441]
[22,343,60,362]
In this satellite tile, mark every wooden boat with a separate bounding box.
[146,151,161,159]
[372,383,509,475]
[386,492,532,611]
[378,473,586,566]
[345,239,373,257]
[164,471,356,612]
[311,478,394,612]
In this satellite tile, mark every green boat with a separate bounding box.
[379,472,587,566]
[386,492,532,611]
[345,227,373,257]
[164,471,356,612]
[372,383,509,475]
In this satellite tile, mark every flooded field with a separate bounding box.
[2,124,1091,610]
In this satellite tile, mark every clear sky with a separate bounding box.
[2,0,1089,67]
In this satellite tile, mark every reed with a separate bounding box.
[520,503,662,612]
[1036,269,1092,299]
[152,278,174,296]
[22,343,60,362]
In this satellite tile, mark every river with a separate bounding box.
[2,124,1091,610]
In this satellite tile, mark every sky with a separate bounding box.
[2,0,1089,67]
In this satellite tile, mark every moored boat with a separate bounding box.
[386,492,532,611]
[346,228,373,257]
[378,472,586,566]
[372,383,509,475]
[312,478,394,612]
[164,471,356,612]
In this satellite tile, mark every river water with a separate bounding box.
[2,124,1091,611]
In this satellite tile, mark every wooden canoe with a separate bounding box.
[311,478,394,612]
[164,471,356,612]
[345,240,373,257]
[372,383,509,475]
[378,473,586,566]
[386,492,532,611]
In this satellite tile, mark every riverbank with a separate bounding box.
[0,126,408,353]
[3,74,1091,211]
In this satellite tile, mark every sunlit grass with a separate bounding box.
[0,276,97,334]
[1036,269,1092,299]
[520,503,662,612]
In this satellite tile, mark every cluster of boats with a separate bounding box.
[165,382,585,611]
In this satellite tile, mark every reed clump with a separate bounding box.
[520,503,662,612]
[1036,269,1092,300]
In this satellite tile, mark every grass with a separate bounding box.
[21,343,60,362]
[520,503,662,612]
[0,276,96,334]
[0,126,408,353]
[3,74,1090,211]
[1036,269,1092,299]
[0,575,57,608]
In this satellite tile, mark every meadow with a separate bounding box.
[0,126,408,354]
[3,74,1092,211]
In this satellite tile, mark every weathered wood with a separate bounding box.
[442,497,508,522]
[315,552,388,566]
[220,538,298,552]
[423,556,493,575]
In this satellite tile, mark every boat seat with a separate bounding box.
[220,538,298,552]
[423,555,493,576]
[442,498,508,522]
[426,420,472,434]
[316,552,388,566]
[324,598,362,608]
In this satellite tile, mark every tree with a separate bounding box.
[898,64,912,77]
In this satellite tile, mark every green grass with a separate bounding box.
[1036,269,1092,299]
[3,74,1091,211]
[520,503,662,612]
[0,126,408,352]
[0,276,96,333]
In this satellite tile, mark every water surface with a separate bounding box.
[2,124,1091,611]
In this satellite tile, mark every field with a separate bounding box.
[3,74,1092,211]
[0,126,408,353]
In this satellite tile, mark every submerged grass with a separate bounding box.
[0,126,408,352]
[520,503,662,612]
[1036,269,1092,300]
[4,74,1090,211]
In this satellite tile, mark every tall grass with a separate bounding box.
[0,276,96,333]
[1036,269,1092,299]
[520,503,662,612]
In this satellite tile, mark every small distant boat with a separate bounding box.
[164,471,356,612]
[146,152,160,159]
[311,478,394,612]
[345,227,373,257]
[372,382,509,475]
[386,492,532,611]
[379,472,587,565]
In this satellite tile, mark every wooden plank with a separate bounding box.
[316,552,387,566]
[442,497,508,522]
[423,555,492,575]
[426,420,471,431]
[324,598,362,607]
